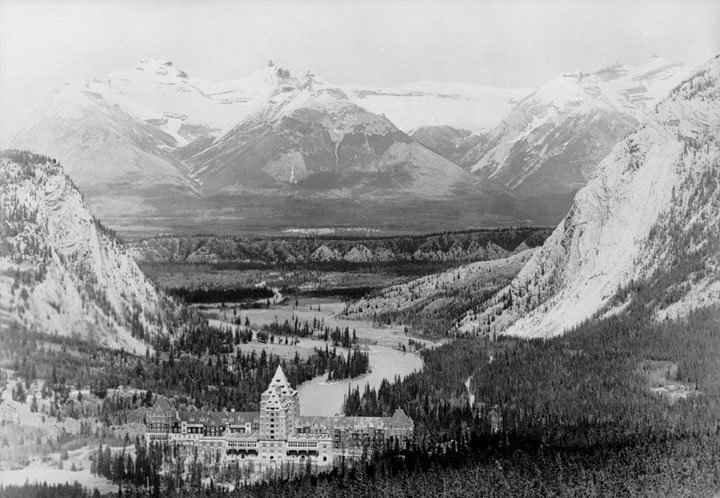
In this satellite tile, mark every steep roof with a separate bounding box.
[150,398,173,412]
[263,365,298,398]
[391,408,412,424]
[270,365,290,388]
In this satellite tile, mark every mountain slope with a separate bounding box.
[188,72,475,197]
[10,60,496,229]
[462,57,693,198]
[457,56,720,338]
[345,249,535,336]
[9,77,200,220]
[7,59,286,220]
[0,150,178,352]
[410,126,488,167]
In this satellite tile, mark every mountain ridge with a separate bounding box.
[457,55,720,338]
[463,57,693,197]
[0,150,179,352]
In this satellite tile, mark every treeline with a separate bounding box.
[345,303,720,443]
[292,286,382,300]
[258,316,358,348]
[168,286,274,304]
[70,431,720,497]
[230,432,720,497]
[344,338,485,439]
[0,482,99,498]
[322,347,369,382]
[368,287,500,337]
[5,428,720,497]
[92,438,162,495]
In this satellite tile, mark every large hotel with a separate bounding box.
[145,366,413,467]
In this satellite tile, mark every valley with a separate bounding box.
[1,4,719,494]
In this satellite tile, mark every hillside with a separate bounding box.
[458,56,720,338]
[345,249,534,336]
[9,77,200,220]
[0,150,178,352]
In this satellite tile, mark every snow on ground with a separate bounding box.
[348,81,533,133]
[656,279,720,321]
[0,373,82,434]
[0,464,116,494]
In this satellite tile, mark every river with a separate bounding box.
[204,297,431,416]
[296,345,423,416]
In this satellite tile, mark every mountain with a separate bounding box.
[431,57,693,199]
[11,60,520,232]
[12,58,693,233]
[0,150,178,352]
[7,59,292,221]
[457,56,720,338]
[409,126,488,166]
[187,70,474,196]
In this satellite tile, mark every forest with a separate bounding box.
[1,311,369,417]
[29,292,720,497]
[168,286,274,304]
[16,286,718,496]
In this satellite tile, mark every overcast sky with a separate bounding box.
[1,0,718,131]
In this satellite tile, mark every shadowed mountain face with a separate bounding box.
[410,126,488,168]
[413,58,693,200]
[188,81,472,197]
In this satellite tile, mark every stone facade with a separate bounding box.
[145,366,413,468]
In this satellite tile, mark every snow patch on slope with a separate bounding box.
[348,81,533,134]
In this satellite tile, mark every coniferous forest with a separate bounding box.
[5,269,718,496]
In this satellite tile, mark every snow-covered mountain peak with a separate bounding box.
[526,57,692,117]
[530,71,589,108]
[464,56,693,197]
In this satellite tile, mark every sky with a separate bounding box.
[0,0,718,141]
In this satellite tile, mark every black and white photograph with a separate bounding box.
[0,0,719,496]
